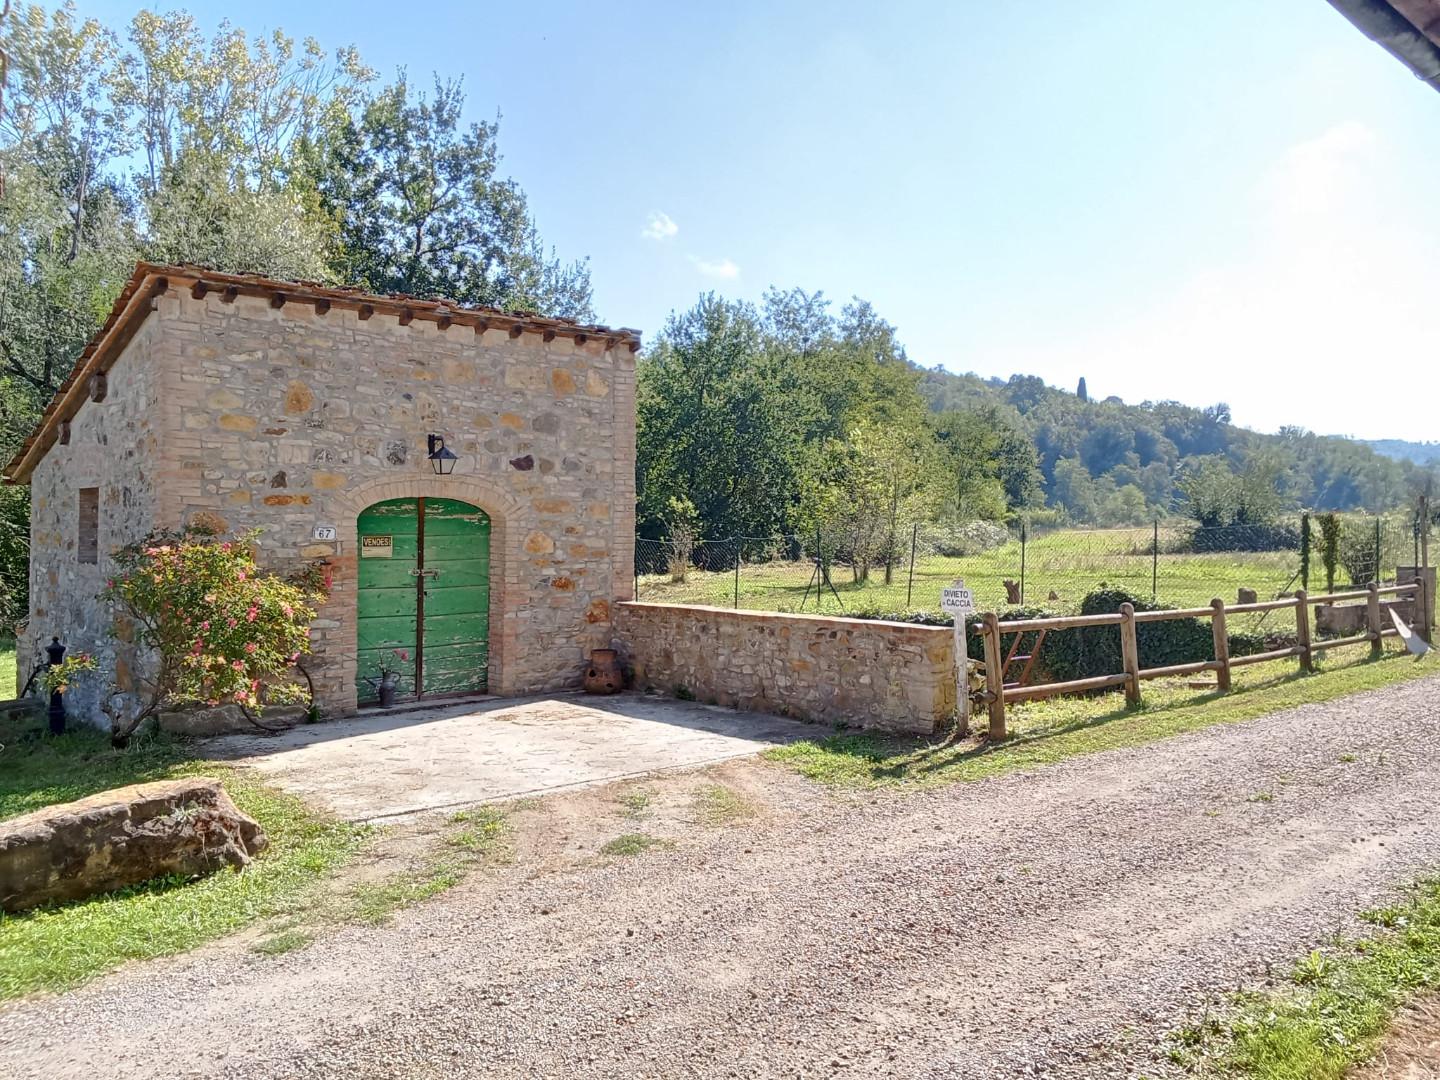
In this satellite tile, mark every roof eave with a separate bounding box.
[1327,0,1440,90]
[3,263,643,486]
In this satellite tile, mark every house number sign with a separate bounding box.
[312,525,338,542]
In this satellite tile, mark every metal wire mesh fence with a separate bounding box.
[635,514,1422,627]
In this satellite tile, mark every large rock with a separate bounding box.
[0,778,267,913]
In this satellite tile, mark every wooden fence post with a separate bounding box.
[1417,574,1432,645]
[1366,581,1383,658]
[1210,598,1231,691]
[1119,602,1141,706]
[980,612,1006,741]
[954,616,971,738]
[1294,589,1313,673]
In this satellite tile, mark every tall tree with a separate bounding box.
[636,295,812,538]
[315,75,592,318]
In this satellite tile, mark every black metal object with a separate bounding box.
[44,637,67,735]
[426,434,458,475]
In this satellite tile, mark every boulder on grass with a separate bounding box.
[0,778,267,913]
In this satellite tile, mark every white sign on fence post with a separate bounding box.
[941,579,977,732]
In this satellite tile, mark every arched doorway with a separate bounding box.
[356,497,491,703]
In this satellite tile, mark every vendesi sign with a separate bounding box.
[361,535,393,559]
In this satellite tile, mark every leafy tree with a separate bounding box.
[1051,457,1098,522]
[315,74,593,317]
[636,294,811,539]
[807,418,937,584]
[143,152,332,279]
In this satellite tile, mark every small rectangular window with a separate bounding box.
[78,487,99,564]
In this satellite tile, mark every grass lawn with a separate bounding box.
[1,638,15,699]
[1168,878,1440,1079]
[0,714,368,999]
[637,526,1358,622]
[766,642,1439,791]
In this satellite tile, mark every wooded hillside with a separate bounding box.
[636,290,1433,544]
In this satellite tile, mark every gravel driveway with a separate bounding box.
[4,675,1440,1079]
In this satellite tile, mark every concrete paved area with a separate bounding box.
[204,692,812,821]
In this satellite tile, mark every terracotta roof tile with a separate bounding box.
[4,262,641,483]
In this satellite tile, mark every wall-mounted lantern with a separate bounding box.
[427,434,458,476]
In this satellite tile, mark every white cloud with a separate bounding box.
[688,255,741,280]
[641,211,679,241]
[967,123,1440,441]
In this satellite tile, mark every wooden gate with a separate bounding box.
[356,497,491,702]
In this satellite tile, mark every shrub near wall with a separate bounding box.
[854,586,1283,687]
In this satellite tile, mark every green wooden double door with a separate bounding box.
[356,497,491,702]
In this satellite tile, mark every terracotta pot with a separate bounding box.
[584,648,622,694]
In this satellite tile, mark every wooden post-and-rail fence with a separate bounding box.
[971,579,1431,741]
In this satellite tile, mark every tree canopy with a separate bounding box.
[636,293,1425,544]
[0,2,593,435]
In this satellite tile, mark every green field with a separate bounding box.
[0,640,14,700]
[637,527,1321,617]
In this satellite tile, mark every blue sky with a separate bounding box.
[80,0,1440,440]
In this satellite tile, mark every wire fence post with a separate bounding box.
[1300,511,1311,592]
[733,539,741,610]
[1151,519,1159,602]
[1019,519,1027,605]
[906,522,918,608]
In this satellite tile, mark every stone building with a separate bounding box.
[5,263,639,724]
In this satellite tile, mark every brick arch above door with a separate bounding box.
[330,475,529,701]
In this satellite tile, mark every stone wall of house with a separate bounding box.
[143,287,635,713]
[23,315,168,720]
[611,602,957,734]
[24,281,636,725]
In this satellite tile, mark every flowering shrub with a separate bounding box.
[39,652,97,696]
[100,528,326,745]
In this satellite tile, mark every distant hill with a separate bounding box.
[1357,439,1440,466]
[914,366,1417,520]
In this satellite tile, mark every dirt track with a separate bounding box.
[3,675,1440,1079]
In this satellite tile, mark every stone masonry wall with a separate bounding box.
[25,282,637,724]
[612,602,956,734]
[24,315,167,719]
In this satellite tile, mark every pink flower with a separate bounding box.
[395,649,410,662]
[234,690,248,702]
[245,641,258,654]
[191,640,204,655]
[246,606,259,622]
[281,603,294,617]
[236,570,247,581]
[231,660,246,671]
[200,620,210,630]
[227,618,237,629]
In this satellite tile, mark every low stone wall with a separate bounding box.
[612,602,956,734]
